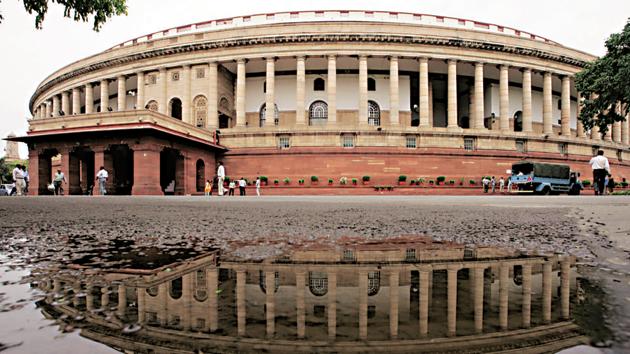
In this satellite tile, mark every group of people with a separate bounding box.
[205,161,261,197]
[482,176,509,194]
[589,150,614,195]
[11,164,29,196]
[49,166,109,196]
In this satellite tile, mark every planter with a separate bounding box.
[362,181,369,185]
[311,181,319,186]
[398,181,406,186]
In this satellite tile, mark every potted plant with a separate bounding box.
[328,178,334,185]
[469,179,476,185]
[582,179,591,187]
[436,176,446,185]
[417,178,425,185]
[298,179,305,185]
[409,179,416,186]
[362,175,370,185]
[273,179,279,186]
[260,176,268,185]
[429,180,434,185]
[283,177,291,185]
[398,175,407,185]
[311,175,319,185]
[339,176,348,185]
[449,179,455,185]
[352,178,358,185]
[459,177,465,186]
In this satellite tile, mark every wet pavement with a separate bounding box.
[0,196,628,353]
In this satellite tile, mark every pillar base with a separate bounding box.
[132,185,164,195]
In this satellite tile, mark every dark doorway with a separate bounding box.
[37,149,57,195]
[513,111,523,132]
[169,98,182,120]
[160,148,184,195]
[72,147,94,195]
[219,114,231,129]
[109,144,134,195]
[196,159,205,192]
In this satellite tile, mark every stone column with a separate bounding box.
[52,95,60,117]
[101,286,110,309]
[208,62,218,130]
[100,79,109,112]
[327,55,337,125]
[117,75,126,111]
[358,269,368,340]
[328,268,337,338]
[131,145,162,195]
[39,104,46,119]
[236,269,246,336]
[45,100,52,118]
[522,69,533,132]
[499,65,510,132]
[359,55,368,126]
[613,121,622,143]
[182,274,194,329]
[622,113,630,145]
[158,68,167,114]
[447,59,458,128]
[136,287,145,323]
[419,266,430,337]
[592,124,602,141]
[542,72,553,134]
[61,91,70,115]
[86,286,95,311]
[499,262,509,330]
[522,264,532,328]
[473,266,485,333]
[474,62,485,129]
[561,76,571,136]
[419,58,430,128]
[561,259,571,319]
[117,286,127,317]
[447,266,458,336]
[576,95,585,138]
[72,281,82,307]
[296,270,306,338]
[389,269,399,339]
[72,87,80,115]
[85,83,93,114]
[265,270,275,337]
[182,65,191,124]
[264,58,276,127]
[389,56,400,127]
[428,81,434,127]
[236,59,247,127]
[542,261,553,323]
[295,56,306,126]
[208,268,219,332]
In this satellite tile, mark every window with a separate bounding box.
[146,286,158,297]
[169,98,182,119]
[259,271,279,294]
[405,248,416,261]
[368,100,380,126]
[515,139,527,153]
[406,135,417,149]
[513,111,523,132]
[367,271,380,296]
[145,100,158,112]
[367,77,376,91]
[169,278,183,299]
[559,143,569,156]
[146,311,158,325]
[464,137,476,151]
[194,269,208,302]
[147,74,157,85]
[342,134,355,148]
[260,103,279,127]
[313,78,325,91]
[309,101,328,125]
[308,271,328,296]
[193,95,207,128]
[195,318,206,330]
[171,71,180,81]
[342,249,355,262]
[277,135,290,149]
[196,68,205,79]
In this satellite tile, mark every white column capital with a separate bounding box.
[327,54,336,60]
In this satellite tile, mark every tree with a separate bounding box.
[0,0,127,31]
[576,18,630,136]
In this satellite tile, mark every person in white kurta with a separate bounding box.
[217,162,226,196]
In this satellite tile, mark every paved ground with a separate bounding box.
[0,195,629,351]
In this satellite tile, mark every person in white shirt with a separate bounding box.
[12,164,26,196]
[217,162,226,196]
[255,176,261,196]
[589,150,610,196]
[95,166,109,195]
[238,177,247,196]
[499,176,505,193]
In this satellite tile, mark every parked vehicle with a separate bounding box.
[509,161,571,195]
[0,183,16,196]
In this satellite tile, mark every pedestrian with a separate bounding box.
[507,177,513,193]
[607,174,615,194]
[238,177,247,196]
[12,164,26,196]
[217,161,225,196]
[21,166,29,194]
[228,179,236,196]
[491,176,496,193]
[204,179,213,196]
[52,168,66,196]
[499,176,505,193]
[95,166,109,195]
[255,176,261,196]
[603,174,609,195]
[482,176,489,193]
[589,150,610,196]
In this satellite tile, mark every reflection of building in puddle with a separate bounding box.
[32,238,590,353]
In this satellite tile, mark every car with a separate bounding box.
[0,183,16,196]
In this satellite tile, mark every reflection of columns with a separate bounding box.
[447,59,458,128]
[561,76,571,136]
[236,59,247,127]
[73,281,81,307]
[499,65,510,132]
[208,63,218,129]
[52,95,60,117]
[328,268,337,338]
[100,79,109,112]
[137,288,145,323]
[182,65,191,124]
[327,55,337,125]
[474,62,484,129]
[419,58,430,128]
[208,268,219,332]
[182,274,193,329]
[101,286,110,309]
[158,68,167,114]
[543,72,553,134]
[85,83,93,114]
[265,58,275,127]
[499,263,509,330]
[296,270,306,338]
[265,271,275,337]
[418,266,430,337]
[389,269,399,339]
[136,72,144,110]
[521,264,532,328]
[72,88,80,115]
[447,266,458,336]
[576,95,585,138]
[473,266,484,333]
[561,259,571,319]
[359,55,368,125]
[522,69,533,132]
[389,56,400,126]
[358,270,368,340]
[295,56,306,126]
[542,261,553,323]
[61,91,70,115]
[117,75,126,112]
[86,287,94,311]
[117,286,127,317]
[236,269,246,336]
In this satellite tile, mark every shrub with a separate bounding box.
[582,179,591,186]
[410,179,416,185]
[429,180,434,185]
[449,179,455,185]
[362,175,370,182]
[352,178,358,185]
[398,175,407,182]
[224,177,231,183]
[283,178,290,184]
[417,178,425,184]
[620,181,629,187]
[298,179,305,184]
[259,176,268,183]
[436,176,446,183]
[328,178,334,184]
[469,179,476,185]
[339,176,348,185]
[459,177,465,185]
[273,179,279,184]
[311,175,319,182]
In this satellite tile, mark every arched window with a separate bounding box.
[259,103,279,127]
[367,271,380,296]
[146,286,159,297]
[193,95,207,128]
[169,277,183,299]
[145,100,158,112]
[367,78,376,91]
[368,100,380,126]
[169,98,182,120]
[219,97,230,112]
[196,159,205,192]
[313,78,325,91]
[309,100,328,125]
[513,111,523,132]
[259,270,279,294]
[308,271,328,296]
[193,269,208,302]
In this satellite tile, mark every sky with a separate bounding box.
[1,0,629,158]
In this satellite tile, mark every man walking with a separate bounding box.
[217,161,225,196]
[255,176,261,196]
[12,164,26,196]
[238,177,247,196]
[52,169,66,195]
[95,166,109,195]
[589,150,610,196]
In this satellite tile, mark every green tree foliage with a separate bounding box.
[0,158,27,183]
[576,18,630,136]
[0,0,127,31]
